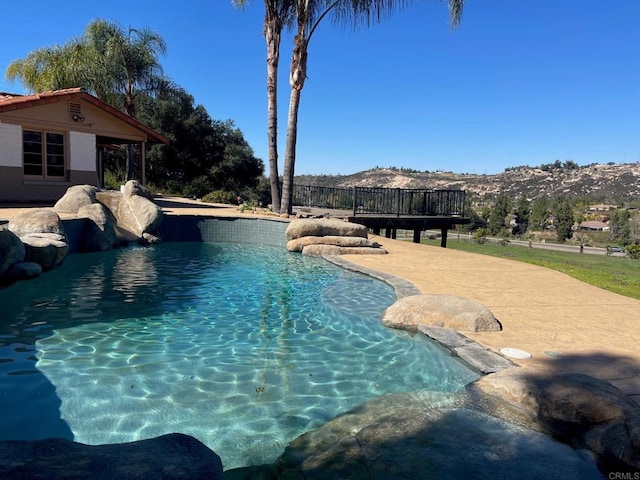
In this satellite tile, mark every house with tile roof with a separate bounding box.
[0,88,168,202]
[578,220,609,232]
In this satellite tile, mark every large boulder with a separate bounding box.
[382,294,502,333]
[0,433,224,480]
[53,185,100,214]
[466,369,640,472]
[121,193,163,237]
[8,209,66,239]
[96,185,163,240]
[274,390,603,479]
[77,203,117,252]
[0,228,25,277]
[122,179,154,201]
[287,235,382,252]
[286,218,368,240]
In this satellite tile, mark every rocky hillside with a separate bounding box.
[296,163,640,202]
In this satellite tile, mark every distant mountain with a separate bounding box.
[295,163,640,202]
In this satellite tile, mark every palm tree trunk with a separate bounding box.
[281,29,308,215]
[281,86,302,215]
[265,16,282,213]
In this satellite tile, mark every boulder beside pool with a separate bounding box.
[466,368,640,473]
[382,294,502,332]
[285,219,387,255]
[286,218,368,240]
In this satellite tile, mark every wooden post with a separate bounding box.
[392,229,397,239]
[413,229,421,243]
[440,227,448,248]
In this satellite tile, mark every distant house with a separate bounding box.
[578,220,609,232]
[587,204,616,213]
[0,88,168,203]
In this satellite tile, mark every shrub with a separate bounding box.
[625,244,640,260]
[103,170,124,190]
[474,228,489,244]
[202,190,237,205]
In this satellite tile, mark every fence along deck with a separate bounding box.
[292,185,470,247]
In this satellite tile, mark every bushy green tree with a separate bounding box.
[487,190,510,236]
[135,87,264,197]
[609,208,631,245]
[512,194,530,236]
[554,198,574,242]
[530,197,551,230]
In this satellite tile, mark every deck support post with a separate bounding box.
[440,227,448,248]
[413,229,421,243]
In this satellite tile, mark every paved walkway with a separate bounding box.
[2,198,639,404]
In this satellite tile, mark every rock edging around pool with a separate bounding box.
[286,218,388,256]
[0,181,163,287]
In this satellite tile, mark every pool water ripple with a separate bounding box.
[0,242,478,469]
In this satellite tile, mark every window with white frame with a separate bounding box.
[23,130,66,179]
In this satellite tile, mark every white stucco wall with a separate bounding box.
[0,121,23,167]
[68,131,96,172]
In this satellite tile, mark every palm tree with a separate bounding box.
[233,0,295,213]
[5,19,170,180]
[280,0,465,214]
[5,41,92,92]
[83,20,168,118]
[83,20,169,180]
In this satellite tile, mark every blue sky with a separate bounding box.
[1,1,638,175]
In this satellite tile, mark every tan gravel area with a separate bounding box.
[2,198,639,402]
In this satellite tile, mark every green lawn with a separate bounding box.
[419,238,640,301]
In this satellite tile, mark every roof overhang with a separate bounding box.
[0,88,169,145]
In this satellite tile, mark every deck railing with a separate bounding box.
[292,185,466,217]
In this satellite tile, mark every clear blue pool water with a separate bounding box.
[0,242,478,469]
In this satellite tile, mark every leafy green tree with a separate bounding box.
[530,197,551,230]
[136,87,264,197]
[609,208,631,245]
[554,198,574,242]
[512,194,530,236]
[487,190,510,236]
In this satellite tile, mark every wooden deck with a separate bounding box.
[292,185,470,247]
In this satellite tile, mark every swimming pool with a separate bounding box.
[0,242,478,469]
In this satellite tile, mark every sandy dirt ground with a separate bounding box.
[2,198,639,404]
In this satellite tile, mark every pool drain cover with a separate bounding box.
[499,347,532,359]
